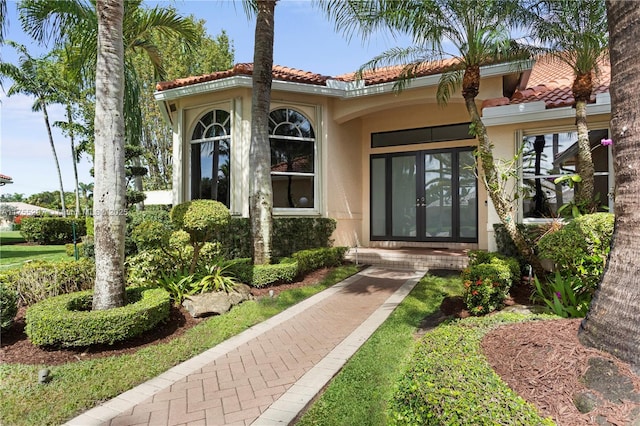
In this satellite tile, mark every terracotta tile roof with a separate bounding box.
[335,58,462,85]
[483,55,611,110]
[0,173,13,182]
[156,63,331,91]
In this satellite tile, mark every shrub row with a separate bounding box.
[225,246,348,288]
[20,217,86,245]
[25,287,170,347]
[387,313,555,425]
[461,251,520,315]
[218,217,337,259]
[0,259,95,307]
[0,283,18,332]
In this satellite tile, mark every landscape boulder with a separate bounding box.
[182,283,253,318]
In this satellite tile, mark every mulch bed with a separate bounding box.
[0,267,333,366]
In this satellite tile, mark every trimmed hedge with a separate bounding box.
[0,283,18,332]
[224,246,348,288]
[0,259,95,307]
[387,313,555,425]
[65,242,84,258]
[20,217,86,245]
[25,287,171,347]
[218,217,337,259]
[461,252,520,315]
[537,213,614,287]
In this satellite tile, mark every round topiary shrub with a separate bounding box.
[25,287,170,348]
[0,283,18,332]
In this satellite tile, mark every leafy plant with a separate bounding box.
[461,255,518,315]
[0,283,18,331]
[155,269,196,305]
[532,272,592,318]
[193,264,237,294]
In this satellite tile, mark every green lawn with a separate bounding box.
[0,231,68,270]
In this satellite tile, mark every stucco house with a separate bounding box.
[154,57,611,253]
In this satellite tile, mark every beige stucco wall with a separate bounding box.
[159,71,612,253]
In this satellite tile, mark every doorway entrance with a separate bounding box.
[370,147,478,242]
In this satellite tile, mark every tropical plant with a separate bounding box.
[193,264,237,294]
[319,0,544,276]
[578,0,640,371]
[532,272,591,318]
[0,42,67,216]
[247,0,277,265]
[527,0,608,213]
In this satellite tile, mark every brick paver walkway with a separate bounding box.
[65,268,423,426]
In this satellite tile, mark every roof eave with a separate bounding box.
[482,92,611,126]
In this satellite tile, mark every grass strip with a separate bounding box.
[296,272,464,426]
[0,244,67,270]
[0,265,359,426]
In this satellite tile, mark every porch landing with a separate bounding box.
[345,247,470,271]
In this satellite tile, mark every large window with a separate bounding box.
[269,108,315,209]
[190,110,230,207]
[522,128,610,218]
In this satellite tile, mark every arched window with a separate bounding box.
[190,110,230,207]
[269,108,315,208]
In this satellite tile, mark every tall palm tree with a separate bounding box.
[578,0,640,372]
[247,0,277,265]
[528,0,608,213]
[18,0,198,190]
[92,0,125,310]
[0,0,7,44]
[0,42,67,217]
[321,0,544,275]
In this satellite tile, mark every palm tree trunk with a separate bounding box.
[249,0,276,265]
[41,101,67,217]
[575,99,596,211]
[578,0,640,371]
[92,0,126,310]
[465,97,545,277]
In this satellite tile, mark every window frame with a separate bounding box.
[268,106,319,214]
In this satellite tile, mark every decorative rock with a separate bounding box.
[182,284,254,318]
[582,357,640,404]
[573,391,601,413]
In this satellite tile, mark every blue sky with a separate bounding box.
[0,0,409,197]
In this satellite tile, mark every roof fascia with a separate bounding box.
[482,92,611,126]
[153,59,533,102]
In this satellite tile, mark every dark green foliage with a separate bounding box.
[461,254,518,315]
[65,242,84,258]
[537,213,613,288]
[218,217,337,259]
[25,287,170,347]
[293,246,348,275]
[125,208,171,255]
[533,272,592,318]
[0,259,95,306]
[250,262,299,288]
[131,220,171,251]
[0,283,18,331]
[387,314,555,425]
[493,223,547,272]
[20,217,86,245]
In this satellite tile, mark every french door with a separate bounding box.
[370,148,478,242]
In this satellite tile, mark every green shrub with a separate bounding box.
[493,223,549,273]
[85,216,94,237]
[0,283,18,332]
[125,208,171,255]
[25,286,170,347]
[293,246,348,275]
[217,217,338,259]
[387,314,555,425]
[65,242,84,258]
[461,261,514,315]
[131,220,171,250]
[537,213,614,288]
[0,258,95,306]
[20,217,86,245]
[250,262,299,287]
[468,250,520,281]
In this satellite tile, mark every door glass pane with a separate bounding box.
[459,151,477,238]
[371,158,386,236]
[392,156,416,237]
[424,153,452,237]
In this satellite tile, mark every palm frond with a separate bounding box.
[436,69,463,106]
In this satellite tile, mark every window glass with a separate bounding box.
[190,110,231,207]
[522,129,610,218]
[269,108,315,208]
